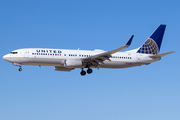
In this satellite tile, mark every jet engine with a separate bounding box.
[64,59,82,68]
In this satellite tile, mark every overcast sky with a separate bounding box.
[1,0,180,120]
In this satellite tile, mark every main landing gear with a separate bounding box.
[80,68,93,76]
[87,68,93,74]
[81,69,86,76]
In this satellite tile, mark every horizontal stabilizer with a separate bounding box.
[150,51,175,59]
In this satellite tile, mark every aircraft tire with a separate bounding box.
[81,70,86,76]
[87,68,93,74]
[19,68,22,71]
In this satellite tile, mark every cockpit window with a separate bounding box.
[10,52,18,54]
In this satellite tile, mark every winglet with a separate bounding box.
[126,35,134,46]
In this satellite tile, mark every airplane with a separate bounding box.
[3,25,175,76]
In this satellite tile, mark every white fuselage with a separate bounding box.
[3,25,173,75]
[3,48,160,69]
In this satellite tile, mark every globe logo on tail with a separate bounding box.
[137,38,159,55]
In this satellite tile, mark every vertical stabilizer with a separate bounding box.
[137,25,166,55]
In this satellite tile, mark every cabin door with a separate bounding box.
[24,50,29,58]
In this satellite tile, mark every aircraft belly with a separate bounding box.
[99,61,141,68]
[21,58,65,66]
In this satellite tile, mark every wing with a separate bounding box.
[82,35,134,66]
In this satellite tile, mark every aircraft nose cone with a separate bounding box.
[3,55,7,60]
[3,54,9,61]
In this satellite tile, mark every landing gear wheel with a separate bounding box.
[87,68,93,74]
[19,68,22,71]
[80,70,86,76]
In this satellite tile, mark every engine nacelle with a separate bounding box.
[64,59,82,68]
[55,66,74,72]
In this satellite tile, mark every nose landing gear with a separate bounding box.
[18,67,22,71]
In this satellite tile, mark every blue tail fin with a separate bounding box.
[137,25,166,55]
